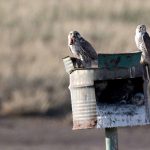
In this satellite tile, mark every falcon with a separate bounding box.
[135,24,150,80]
[68,31,98,67]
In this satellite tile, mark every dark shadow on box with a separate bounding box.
[94,77,144,105]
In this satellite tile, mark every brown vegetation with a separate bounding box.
[0,0,150,116]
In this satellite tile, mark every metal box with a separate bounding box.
[63,56,150,130]
[98,51,142,69]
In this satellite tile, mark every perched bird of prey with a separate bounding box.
[135,24,150,80]
[68,31,98,68]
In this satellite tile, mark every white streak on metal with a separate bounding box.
[96,104,148,128]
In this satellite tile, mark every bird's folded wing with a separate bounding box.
[80,39,98,60]
[143,32,150,57]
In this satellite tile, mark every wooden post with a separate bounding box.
[105,128,118,150]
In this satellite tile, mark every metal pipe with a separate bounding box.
[105,128,118,150]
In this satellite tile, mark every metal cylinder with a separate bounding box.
[69,70,97,130]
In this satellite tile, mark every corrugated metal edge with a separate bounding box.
[63,56,75,74]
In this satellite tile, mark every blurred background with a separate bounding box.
[0,0,150,149]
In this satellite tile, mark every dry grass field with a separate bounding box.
[0,1,150,150]
[0,0,150,116]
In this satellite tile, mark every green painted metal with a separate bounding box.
[98,51,142,69]
[105,128,118,150]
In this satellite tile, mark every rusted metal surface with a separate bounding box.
[73,118,97,130]
[69,70,97,130]
[98,51,142,69]
[94,64,143,80]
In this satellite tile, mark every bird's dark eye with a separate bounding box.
[76,33,80,37]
